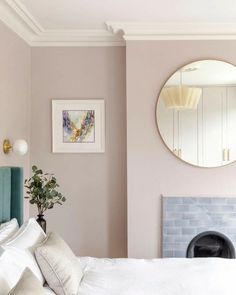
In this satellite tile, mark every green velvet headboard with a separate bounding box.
[0,167,23,225]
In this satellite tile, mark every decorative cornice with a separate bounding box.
[106,22,236,40]
[0,0,125,46]
[5,0,44,34]
[0,0,35,42]
[2,1,236,47]
[29,30,124,47]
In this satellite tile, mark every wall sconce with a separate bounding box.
[3,139,28,155]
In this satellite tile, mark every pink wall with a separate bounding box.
[0,21,31,218]
[31,47,127,257]
[126,40,236,258]
[3,19,236,260]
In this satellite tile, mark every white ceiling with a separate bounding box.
[2,0,236,46]
[19,0,236,30]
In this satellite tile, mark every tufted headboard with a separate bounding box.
[0,167,23,225]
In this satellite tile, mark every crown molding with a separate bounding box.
[0,0,125,46]
[29,30,125,47]
[2,0,236,47]
[0,0,35,43]
[5,0,44,34]
[106,22,236,40]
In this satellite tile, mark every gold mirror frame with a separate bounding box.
[156,59,236,168]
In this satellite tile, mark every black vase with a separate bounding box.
[36,214,46,233]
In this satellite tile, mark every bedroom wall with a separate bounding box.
[30,47,127,257]
[3,17,236,260]
[0,21,31,219]
[126,40,236,258]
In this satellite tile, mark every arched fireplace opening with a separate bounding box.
[186,231,235,259]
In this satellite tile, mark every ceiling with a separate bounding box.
[19,0,236,30]
[1,0,236,46]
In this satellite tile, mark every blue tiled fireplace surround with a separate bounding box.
[162,197,236,258]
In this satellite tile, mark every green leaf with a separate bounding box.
[32,165,37,172]
[35,169,43,175]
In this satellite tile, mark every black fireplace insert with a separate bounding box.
[186,231,235,258]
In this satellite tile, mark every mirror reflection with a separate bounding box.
[156,60,236,167]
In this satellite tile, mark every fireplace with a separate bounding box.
[162,197,236,258]
[186,231,235,258]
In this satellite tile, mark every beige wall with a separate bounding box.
[0,21,31,218]
[126,40,236,258]
[31,47,127,257]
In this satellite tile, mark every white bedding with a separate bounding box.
[78,257,236,295]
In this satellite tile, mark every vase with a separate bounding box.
[36,214,46,233]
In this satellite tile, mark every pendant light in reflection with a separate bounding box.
[161,68,202,110]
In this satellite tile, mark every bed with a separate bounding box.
[0,168,236,295]
[78,256,236,295]
[2,218,236,295]
[2,248,236,295]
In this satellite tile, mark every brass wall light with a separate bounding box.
[3,139,28,155]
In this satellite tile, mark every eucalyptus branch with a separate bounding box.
[24,165,66,215]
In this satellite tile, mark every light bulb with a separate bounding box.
[13,139,28,155]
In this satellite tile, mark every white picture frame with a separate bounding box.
[52,100,105,153]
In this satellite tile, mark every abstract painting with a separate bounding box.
[63,110,95,143]
[52,100,105,153]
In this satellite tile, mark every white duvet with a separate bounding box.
[78,257,236,295]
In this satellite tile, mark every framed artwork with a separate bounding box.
[52,100,105,153]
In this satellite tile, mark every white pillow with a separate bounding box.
[0,219,19,244]
[43,286,57,295]
[4,218,45,250]
[35,232,83,295]
[0,275,10,295]
[0,218,46,289]
[8,267,45,295]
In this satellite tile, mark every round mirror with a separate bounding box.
[156,59,236,168]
